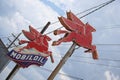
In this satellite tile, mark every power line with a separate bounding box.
[38,56,120,80]
[45,26,120,35]
[0,33,21,39]
[54,55,120,69]
[71,55,120,62]
[45,0,116,35]
[1,0,119,69]
[53,54,120,69]
[55,53,120,63]
[0,36,11,38]
[1,0,116,38]
[76,1,108,15]
[79,0,115,19]
[40,67,83,80]
[68,59,120,69]
[40,61,120,80]
[96,44,120,45]
[46,0,116,27]
[98,50,120,52]
[1,25,120,39]
[55,43,120,45]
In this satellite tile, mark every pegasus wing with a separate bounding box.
[58,16,84,33]
[29,25,41,37]
[67,11,84,26]
[22,30,36,41]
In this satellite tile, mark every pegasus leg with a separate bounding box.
[54,30,68,35]
[19,40,29,45]
[52,32,75,46]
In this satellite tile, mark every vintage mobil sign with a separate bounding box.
[52,11,98,59]
[7,48,48,68]
[7,26,54,68]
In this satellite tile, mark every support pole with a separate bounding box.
[6,22,51,80]
[6,65,20,80]
[48,43,76,80]
[48,1,116,79]
[40,22,51,34]
[6,33,22,80]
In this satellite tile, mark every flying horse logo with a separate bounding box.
[19,25,54,63]
[52,11,98,59]
[7,25,54,68]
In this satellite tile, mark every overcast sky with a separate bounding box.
[0,0,120,80]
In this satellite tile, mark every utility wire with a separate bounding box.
[1,0,119,68]
[46,0,116,35]
[47,0,115,27]
[55,53,120,63]
[0,0,116,38]
[43,0,107,26]
[40,67,83,80]
[79,0,115,19]
[76,1,108,15]
[53,55,120,69]
[68,59,120,69]
[1,25,120,39]
[45,25,120,35]
[69,55,120,62]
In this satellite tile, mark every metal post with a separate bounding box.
[6,65,20,80]
[6,33,22,80]
[40,22,51,34]
[48,43,76,80]
[47,1,116,79]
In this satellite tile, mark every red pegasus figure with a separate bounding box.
[19,25,54,63]
[52,11,98,59]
